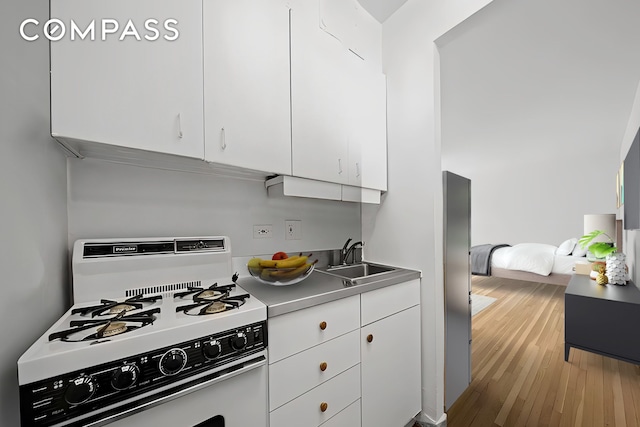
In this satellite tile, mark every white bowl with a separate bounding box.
[247,263,314,286]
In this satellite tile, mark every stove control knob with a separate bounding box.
[159,348,187,376]
[111,364,139,390]
[65,375,97,406]
[203,339,223,360]
[230,332,247,351]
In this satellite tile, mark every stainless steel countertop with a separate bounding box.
[237,265,421,317]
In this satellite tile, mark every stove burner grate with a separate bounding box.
[72,294,162,318]
[49,308,160,342]
[174,282,236,302]
[177,294,250,316]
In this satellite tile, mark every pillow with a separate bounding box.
[556,238,577,256]
[571,242,588,257]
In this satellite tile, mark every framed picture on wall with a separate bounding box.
[619,162,625,207]
[616,169,622,208]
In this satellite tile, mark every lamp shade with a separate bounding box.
[583,214,616,243]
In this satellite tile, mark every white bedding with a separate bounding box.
[491,243,588,276]
[492,243,556,276]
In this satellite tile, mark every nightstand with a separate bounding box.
[564,274,640,364]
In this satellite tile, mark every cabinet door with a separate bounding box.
[346,55,387,191]
[203,0,291,175]
[290,0,350,184]
[50,0,204,159]
[361,306,421,427]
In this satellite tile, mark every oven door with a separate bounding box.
[89,353,267,427]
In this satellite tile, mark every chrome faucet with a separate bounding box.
[340,238,363,265]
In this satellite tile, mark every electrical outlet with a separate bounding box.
[253,224,273,239]
[285,220,302,240]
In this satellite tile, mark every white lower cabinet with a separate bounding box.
[361,279,421,427]
[269,330,360,411]
[267,279,421,427]
[361,305,421,427]
[269,365,361,427]
[267,295,360,364]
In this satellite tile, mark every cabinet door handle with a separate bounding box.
[319,321,327,330]
[338,158,343,174]
[320,402,328,412]
[356,162,360,178]
[367,334,373,343]
[177,113,183,139]
[319,362,328,372]
[220,127,227,150]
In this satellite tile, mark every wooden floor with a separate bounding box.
[446,276,640,427]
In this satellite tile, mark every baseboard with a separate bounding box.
[410,412,447,427]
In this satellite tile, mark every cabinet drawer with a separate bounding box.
[270,365,360,427]
[268,295,360,363]
[320,399,361,427]
[361,279,420,326]
[269,329,360,411]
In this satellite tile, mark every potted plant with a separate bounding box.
[578,230,616,259]
[578,230,627,285]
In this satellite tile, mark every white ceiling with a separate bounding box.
[357,0,409,22]
[437,0,640,162]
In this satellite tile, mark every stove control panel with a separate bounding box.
[158,348,188,376]
[19,321,266,427]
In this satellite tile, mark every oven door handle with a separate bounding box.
[84,355,267,427]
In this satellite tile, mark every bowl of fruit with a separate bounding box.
[247,252,316,286]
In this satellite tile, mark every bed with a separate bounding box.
[471,240,591,286]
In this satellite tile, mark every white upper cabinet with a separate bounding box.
[50,0,205,159]
[346,55,387,191]
[203,0,292,175]
[291,0,350,184]
[290,0,387,190]
[50,0,386,190]
[318,0,382,66]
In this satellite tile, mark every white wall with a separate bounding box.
[441,151,617,246]
[620,81,640,284]
[68,159,361,257]
[438,0,628,247]
[362,0,492,423]
[0,1,69,425]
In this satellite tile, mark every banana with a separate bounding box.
[247,258,262,268]
[274,256,308,269]
[248,266,263,276]
[270,262,312,279]
[258,259,279,268]
[261,268,274,281]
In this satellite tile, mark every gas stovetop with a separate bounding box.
[49,278,254,343]
[18,237,267,385]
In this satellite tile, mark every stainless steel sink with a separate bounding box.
[319,263,397,280]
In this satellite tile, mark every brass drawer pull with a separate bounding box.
[319,321,327,330]
[367,334,374,343]
[320,402,328,412]
[320,362,328,372]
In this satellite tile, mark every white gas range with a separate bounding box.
[18,236,268,427]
